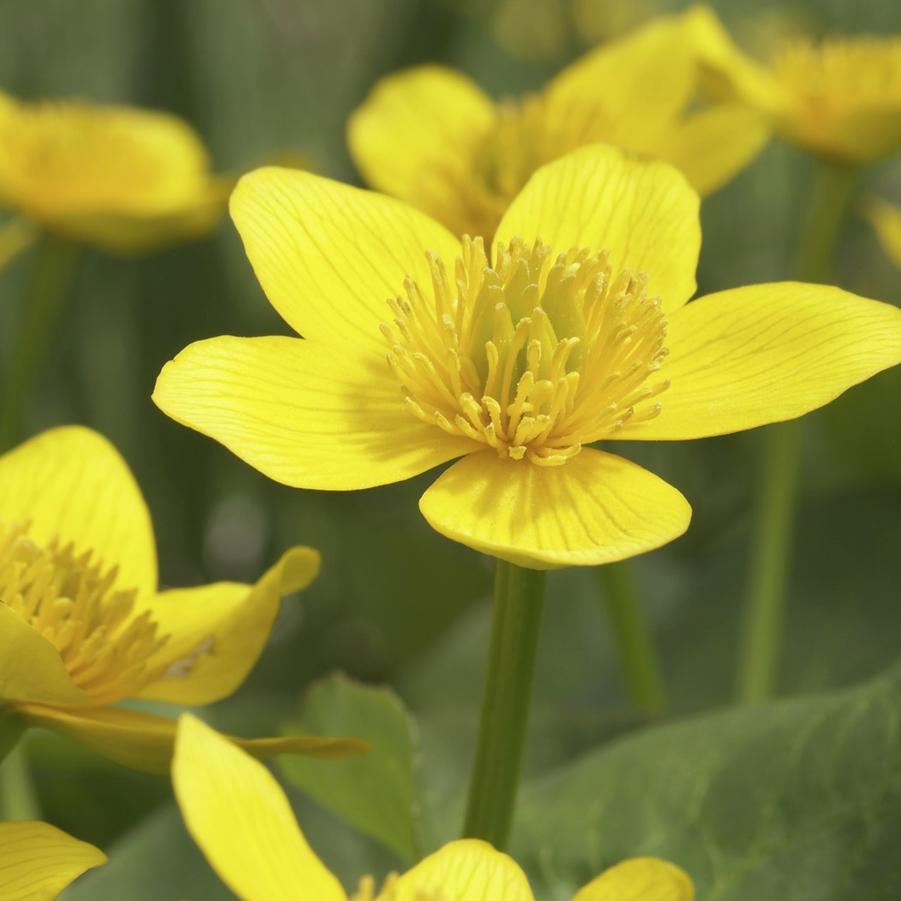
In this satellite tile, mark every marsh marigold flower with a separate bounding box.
[0,89,229,252]
[0,426,362,771]
[153,145,901,570]
[686,7,901,163]
[348,9,768,238]
[173,713,694,900]
[0,820,105,900]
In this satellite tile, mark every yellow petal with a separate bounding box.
[387,839,533,900]
[682,5,783,112]
[153,335,478,490]
[543,12,696,152]
[573,857,693,901]
[139,546,320,705]
[0,217,35,268]
[622,282,901,440]
[0,96,218,251]
[0,426,157,598]
[229,166,462,356]
[348,66,494,226]
[18,704,366,774]
[657,103,770,196]
[173,714,346,901]
[0,605,88,707]
[0,821,106,901]
[865,197,901,270]
[52,175,231,253]
[419,448,691,569]
[495,144,700,314]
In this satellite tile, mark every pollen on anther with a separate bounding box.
[382,235,669,464]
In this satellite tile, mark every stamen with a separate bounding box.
[0,521,208,704]
[381,236,670,464]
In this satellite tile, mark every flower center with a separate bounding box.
[772,37,901,117]
[0,521,169,705]
[382,236,669,465]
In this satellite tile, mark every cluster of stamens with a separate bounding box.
[382,236,669,465]
[0,520,169,705]
[773,37,901,113]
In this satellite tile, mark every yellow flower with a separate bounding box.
[0,89,230,252]
[153,145,901,569]
[0,820,105,901]
[347,9,768,238]
[173,713,694,901]
[686,6,901,163]
[0,425,363,771]
[865,197,901,270]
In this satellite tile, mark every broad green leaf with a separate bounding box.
[514,661,901,900]
[63,804,230,901]
[280,673,423,863]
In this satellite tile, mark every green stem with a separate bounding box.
[597,561,666,714]
[0,232,79,451]
[0,742,41,821]
[736,159,857,704]
[463,561,545,849]
[0,709,39,821]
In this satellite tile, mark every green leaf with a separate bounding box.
[63,804,230,901]
[514,662,901,901]
[280,673,423,863]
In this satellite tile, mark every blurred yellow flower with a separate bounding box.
[153,145,901,569]
[0,89,230,252]
[687,7,901,163]
[0,820,105,900]
[0,425,363,772]
[173,713,694,901]
[348,9,768,238]
[865,197,901,269]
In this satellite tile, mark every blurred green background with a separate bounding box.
[1,0,900,897]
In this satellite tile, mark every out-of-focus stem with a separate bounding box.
[598,561,666,714]
[737,159,857,704]
[0,232,79,450]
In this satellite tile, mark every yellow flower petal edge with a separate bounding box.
[153,335,479,490]
[0,425,157,599]
[0,821,106,901]
[865,197,901,271]
[0,604,89,708]
[229,165,461,356]
[419,448,691,570]
[19,705,367,775]
[655,103,769,196]
[495,143,700,314]
[53,174,232,254]
[542,10,697,150]
[573,857,694,900]
[348,66,495,234]
[388,839,534,900]
[138,545,320,705]
[173,713,347,901]
[620,282,901,440]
